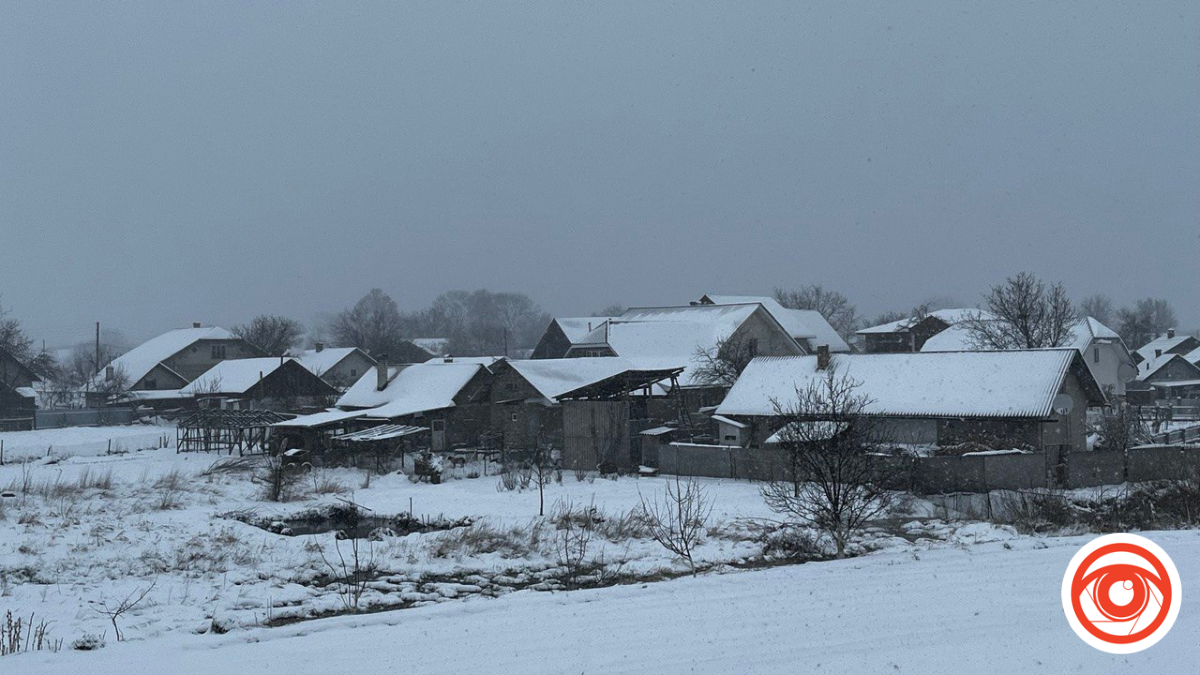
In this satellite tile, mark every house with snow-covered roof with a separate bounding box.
[697,294,850,353]
[1133,329,1200,365]
[856,309,991,353]
[0,345,38,428]
[564,303,806,390]
[292,343,376,391]
[716,350,1104,460]
[273,360,494,454]
[88,324,262,402]
[531,317,617,359]
[180,357,337,410]
[919,316,1134,398]
[488,357,685,468]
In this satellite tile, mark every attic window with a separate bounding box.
[211,345,227,359]
[350,369,357,377]
[510,412,518,422]
[1093,346,1100,364]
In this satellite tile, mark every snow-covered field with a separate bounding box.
[1,425,1196,673]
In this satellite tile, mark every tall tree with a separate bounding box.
[591,304,625,317]
[773,285,858,338]
[233,315,305,356]
[327,289,409,358]
[1078,294,1115,326]
[1116,298,1178,347]
[963,272,1079,349]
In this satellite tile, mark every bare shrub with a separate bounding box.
[1,611,61,656]
[256,455,302,502]
[639,475,713,576]
[311,472,347,495]
[317,535,377,613]
[431,521,539,559]
[96,581,156,641]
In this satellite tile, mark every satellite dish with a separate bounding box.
[1053,393,1074,415]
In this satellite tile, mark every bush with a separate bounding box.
[71,633,106,651]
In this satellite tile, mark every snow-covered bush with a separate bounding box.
[70,633,105,651]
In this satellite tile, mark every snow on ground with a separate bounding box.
[12,528,1200,674]
[0,424,169,462]
[2,424,1195,673]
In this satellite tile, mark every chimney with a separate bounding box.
[444,355,454,363]
[1167,328,1176,339]
[816,345,831,370]
[1155,349,1163,358]
[193,322,201,328]
[315,342,325,352]
[375,354,389,391]
[105,365,114,381]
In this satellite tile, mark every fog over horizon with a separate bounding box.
[2,1,1197,348]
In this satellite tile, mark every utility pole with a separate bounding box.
[95,321,101,376]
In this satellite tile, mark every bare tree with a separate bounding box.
[328,289,409,357]
[317,533,377,613]
[638,474,713,576]
[96,581,156,641]
[773,285,858,338]
[692,335,757,388]
[761,368,894,558]
[1117,298,1178,347]
[963,272,1079,349]
[233,315,304,356]
[0,300,55,385]
[1079,294,1116,326]
[413,289,550,356]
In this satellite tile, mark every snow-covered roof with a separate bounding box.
[920,317,1124,356]
[91,326,236,388]
[505,357,675,403]
[717,350,1101,419]
[857,309,988,335]
[552,317,616,344]
[1136,353,1200,382]
[570,305,760,387]
[180,357,294,395]
[701,295,849,352]
[335,362,484,418]
[409,338,450,356]
[292,347,362,375]
[1185,346,1200,366]
[423,356,505,368]
[1135,334,1197,363]
[274,407,365,429]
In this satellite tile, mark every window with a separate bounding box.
[145,378,157,389]
[350,369,357,377]
[1093,346,1100,364]
[505,382,516,391]
[432,419,445,431]
[211,344,227,359]
[747,338,758,356]
[510,412,519,422]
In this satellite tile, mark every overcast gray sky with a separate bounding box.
[2,1,1196,347]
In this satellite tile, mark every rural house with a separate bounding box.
[293,343,376,390]
[716,349,1105,465]
[180,357,338,411]
[0,345,38,430]
[920,316,1134,398]
[88,324,262,403]
[488,357,684,469]
[1132,329,1200,365]
[696,294,850,353]
[273,360,493,455]
[564,302,809,412]
[856,309,988,353]
[1132,352,1200,401]
[531,318,617,359]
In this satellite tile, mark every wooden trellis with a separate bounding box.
[176,409,289,455]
